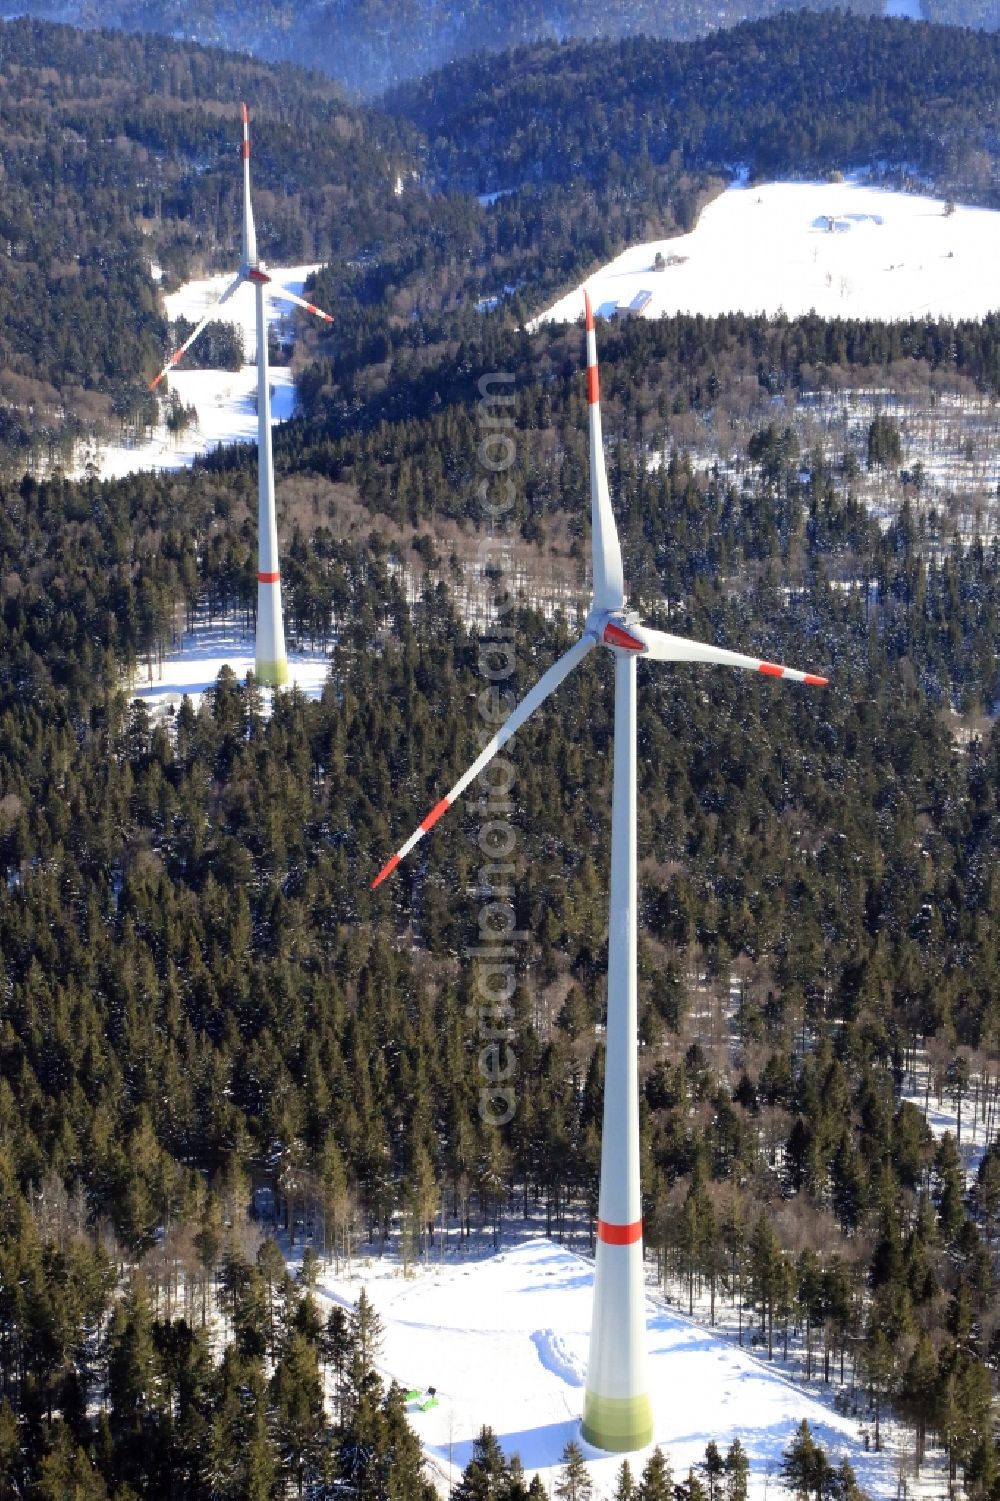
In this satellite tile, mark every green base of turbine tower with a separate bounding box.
[581,1388,654,1453]
[255,657,289,688]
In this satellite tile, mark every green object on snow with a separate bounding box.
[419,1396,439,1411]
[404,1388,421,1401]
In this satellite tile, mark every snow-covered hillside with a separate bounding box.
[72,264,322,482]
[534,182,1000,327]
[310,1238,904,1498]
[130,618,332,713]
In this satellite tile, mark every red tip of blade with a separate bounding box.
[148,374,164,391]
[804,674,829,686]
[758,662,785,678]
[584,289,594,331]
[420,797,451,834]
[371,852,401,890]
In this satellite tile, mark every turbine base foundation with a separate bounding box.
[255,657,289,688]
[581,1389,654,1453]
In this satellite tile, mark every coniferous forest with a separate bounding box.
[6,6,1000,1499]
[7,0,996,99]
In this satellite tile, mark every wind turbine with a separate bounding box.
[148,103,334,688]
[372,290,828,1452]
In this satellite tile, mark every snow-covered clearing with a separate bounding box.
[899,1055,999,1187]
[306,1237,904,1499]
[533,182,1000,326]
[131,617,331,714]
[71,264,323,482]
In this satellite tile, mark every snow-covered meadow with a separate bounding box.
[534,181,1000,326]
[72,263,324,482]
[130,617,332,714]
[307,1237,903,1499]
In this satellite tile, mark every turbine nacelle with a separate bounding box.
[583,607,644,651]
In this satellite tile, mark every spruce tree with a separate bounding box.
[639,1447,674,1501]
[352,1288,385,1373]
[688,1469,708,1501]
[29,1422,109,1501]
[270,1330,328,1497]
[454,1425,510,1499]
[702,1439,725,1501]
[614,1457,639,1500]
[724,1438,749,1501]
[554,1440,593,1501]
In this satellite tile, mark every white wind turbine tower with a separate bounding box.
[372,290,828,1452]
[149,103,334,687]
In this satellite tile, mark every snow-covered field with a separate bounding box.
[72,264,323,482]
[311,1238,900,1499]
[131,618,331,713]
[534,182,1000,326]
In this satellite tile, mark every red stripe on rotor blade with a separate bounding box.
[584,290,595,331]
[598,1217,643,1245]
[804,673,829,686]
[241,102,249,125]
[758,662,785,678]
[248,268,270,284]
[258,571,280,584]
[371,852,401,890]
[603,622,645,652]
[420,797,451,833]
[587,365,600,405]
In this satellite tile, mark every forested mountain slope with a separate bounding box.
[5,11,1000,467]
[7,13,1000,1494]
[10,0,993,98]
[387,13,1000,197]
[0,18,412,459]
[6,289,1000,1488]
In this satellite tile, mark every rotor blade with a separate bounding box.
[372,634,595,889]
[584,289,625,613]
[631,622,828,684]
[241,101,258,269]
[148,274,243,390]
[263,277,335,325]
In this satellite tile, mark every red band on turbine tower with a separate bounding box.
[598,1217,643,1246]
[258,571,280,584]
